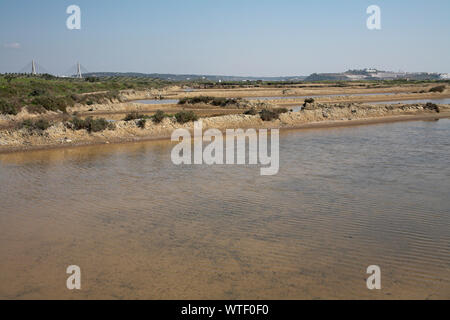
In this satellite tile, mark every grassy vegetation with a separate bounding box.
[68,116,115,133]
[175,111,198,124]
[0,99,19,115]
[31,96,73,113]
[123,110,168,124]
[260,109,279,121]
[21,118,51,131]
[178,96,241,107]
[424,102,440,113]
[243,108,258,115]
[259,108,288,121]
[0,74,169,115]
[429,85,446,93]
[137,119,147,129]
[152,110,167,123]
[123,112,145,121]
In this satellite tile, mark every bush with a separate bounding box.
[0,99,19,115]
[123,112,144,121]
[85,77,100,83]
[68,116,114,133]
[178,96,240,107]
[244,108,258,115]
[429,85,446,93]
[27,105,46,114]
[259,109,279,121]
[137,119,147,129]
[21,118,51,131]
[304,98,315,104]
[274,107,289,115]
[178,96,212,105]
[31,96,71,113]
[71,91,121,105]
[152,110,166,123]
[424,102,440,113]
[175,111,198,124]
[29,89,47,97]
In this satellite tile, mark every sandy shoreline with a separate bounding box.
[1,107,448,155]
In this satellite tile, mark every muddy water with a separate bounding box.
[132,99,179,105]
[370,98,450,105]
[0,120,449,299]
[248,92,400,100]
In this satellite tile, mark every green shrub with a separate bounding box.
[424,102,440,113]
[243,108,258,115]
[304,98,315,104]
[429,85,446,93]
[0,99,19,115]
[175,111,198,124]
[71,91,121,105]
[152,110,166,123]
[178,96,240,107]
[259,109,279,121]
[31,96,70,113]
[29,89,47,97]
[85,77,100,83]
[68,116,114,133]
[123,112,144,121]
[137,119,147,129]
[87,117,114,133]
[27,105,46,114]
[40,73,55,80]
[21,118,51,131]
[178,96,212,105]
[69,116,88,130]
[274,107,289,114]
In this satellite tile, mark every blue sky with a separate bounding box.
[0,0,449,76]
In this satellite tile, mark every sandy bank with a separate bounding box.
[0,103,449,154]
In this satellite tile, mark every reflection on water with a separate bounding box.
[0,120,449,299]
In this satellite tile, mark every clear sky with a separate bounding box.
[0,0,449,76]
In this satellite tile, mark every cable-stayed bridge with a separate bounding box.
[16,60,90,78]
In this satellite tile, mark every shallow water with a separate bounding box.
[248,92,399,101]
[132,99,179,105]
[370,98,450,105]
[0,120,449,299]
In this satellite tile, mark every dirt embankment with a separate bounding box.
[2,84,448,129]
[1,102,449,154]
[168,84,449,99]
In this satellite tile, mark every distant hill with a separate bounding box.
[305,69,443,81]
[305,73,350,81]
[82,70,445,82]
[82,72,307,82]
